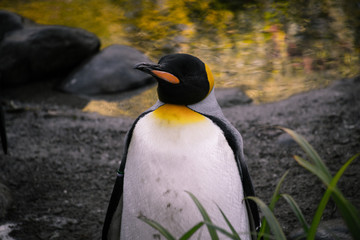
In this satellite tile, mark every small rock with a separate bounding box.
[59,44,155,95]
[0,223,17,240]
[53,207,63,214]
[215,88,252,107]
[0,182,12,219]
[354,75,360,83]
[288,218,351,240]
[0,105,8,154]
[277,133,297,147]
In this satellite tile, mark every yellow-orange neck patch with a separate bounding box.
[153,104,206,125]
[205,64,214,95]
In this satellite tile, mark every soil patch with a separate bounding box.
[1,77,359,239]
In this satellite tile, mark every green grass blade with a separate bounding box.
[324,153,360,239]
[281,128,332,182]
[257,219,267,240]
[307,153,360,240]
[307,186,335,240]
[247,196,286,240]
[138,215,176,240]
[270,170,289,210]
[258,171,289,240]
[294,155,330,184]
[281,193,309,233]
[203,221,241,239]
[216,205,241,240]
[331,193,360,240]
[186,191,219,240]
[179,222,204,240]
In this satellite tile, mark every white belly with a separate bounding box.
[121,112,250,240]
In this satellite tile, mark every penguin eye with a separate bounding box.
[151,70,180,84]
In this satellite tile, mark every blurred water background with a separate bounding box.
[1,0,359,116]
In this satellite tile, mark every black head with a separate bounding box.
[135,53,214,105]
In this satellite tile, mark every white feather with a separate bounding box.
[121,112,250,240]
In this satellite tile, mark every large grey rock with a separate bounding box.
[59,45,155,95]
[0,10,36,41]
[0,25,100,86]
[0,10,24,40]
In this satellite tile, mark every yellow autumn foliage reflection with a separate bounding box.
[83,87,158,118]
[1,0,359,117]
[0,0,128,47]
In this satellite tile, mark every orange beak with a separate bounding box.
[134,63,180,84]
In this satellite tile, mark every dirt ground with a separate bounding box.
[0,77,359,239]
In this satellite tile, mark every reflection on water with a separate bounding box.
[1,0,359,117]
[83,87,158,117]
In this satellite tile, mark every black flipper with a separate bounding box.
[102,111,152,240]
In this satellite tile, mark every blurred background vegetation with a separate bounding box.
[1,0,359,103]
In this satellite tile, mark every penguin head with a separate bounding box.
[135,53,214,105]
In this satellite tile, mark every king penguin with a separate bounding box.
[102,53,260,240]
